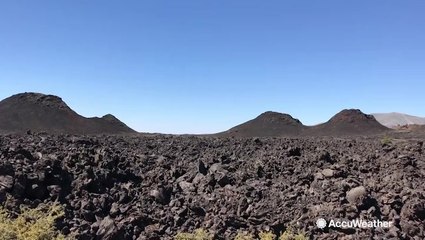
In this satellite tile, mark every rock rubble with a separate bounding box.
[0,134,424,239]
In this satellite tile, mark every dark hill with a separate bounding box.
[218,111,306,137]
[0,92,135,134]
[307,109,390,136]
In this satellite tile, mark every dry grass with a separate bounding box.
[279,227,308,240]
[176,229,308,240]
[174,228,213,240]
[258,231,276,240]
[234,231,255,240]
[0,201,68,240]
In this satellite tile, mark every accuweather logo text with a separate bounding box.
[316,218,393,229]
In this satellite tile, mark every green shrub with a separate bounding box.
[381,136,393,145]
[0,201,68,240]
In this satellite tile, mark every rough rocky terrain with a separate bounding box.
[1,133,424,239]
[0,93,135,134]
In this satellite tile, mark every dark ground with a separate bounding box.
[0,133,424,239]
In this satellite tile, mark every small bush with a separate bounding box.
[279,227,307,240]
[175,228,308,240]
[234,231,254,240]
[258,231,276,240]
[175,228,213,240]
[0,201,67,240]
[381,136,393,145]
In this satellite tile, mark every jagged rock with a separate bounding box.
[216,174,231,187]
[318,150,334,163]
[0,175,14,190]
[0,134,424,239]
[150,187,171,205]
[321,169,334,178]
[178,181,194,193]
[96,216,118,239]
[109,203,120,217]
[287,147,302,157]
[198,160,207,175]
[346,186,367,205]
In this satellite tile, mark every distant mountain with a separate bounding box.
[218,111,306,137]
[217,109,391,137]
[0,92,136,134]
[308,109,390,136]
[372,112,425,128]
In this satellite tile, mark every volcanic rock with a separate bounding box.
[0,133,424,239]
[346,186,367,205]
[150,187,171,205]
[321,168,334,178]
[96,216,118,239]
[0,175,14,190]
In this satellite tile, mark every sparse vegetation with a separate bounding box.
[234,231,255,240]
[258,231,276,240]
[5,133,423,239]
[175,229,308,240]
[279,227,308,240]
[381,135,393,145]
[0,201,68,240]
[174,228,213,240]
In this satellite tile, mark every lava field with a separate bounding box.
[0,134,424,239]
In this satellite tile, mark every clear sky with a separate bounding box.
[1,0,424,134]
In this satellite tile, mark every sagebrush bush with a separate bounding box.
[0,201,67,240]
[258,231,276,240]
[279,227,308,240]
[381,136,393,145]
[174,228,213,240]
[176,229,308,240]
[234,231,254,240]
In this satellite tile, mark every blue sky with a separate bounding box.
[1,0,424,134]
